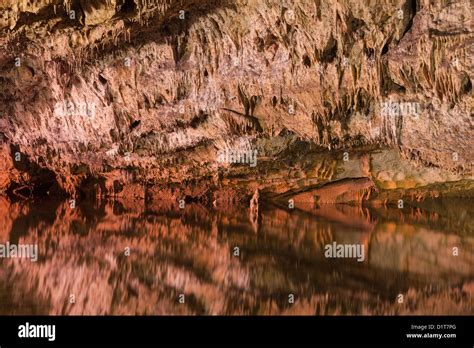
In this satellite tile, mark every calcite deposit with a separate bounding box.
[0,0,472,204]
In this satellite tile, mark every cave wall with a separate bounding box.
[0,0,472,199]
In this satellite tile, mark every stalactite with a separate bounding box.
[63,0,72,14]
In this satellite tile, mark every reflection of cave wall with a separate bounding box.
[0,199,471,315]
[370,224,474,276]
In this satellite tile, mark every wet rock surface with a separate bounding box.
[0,0,472,201]
[0,1,472,316]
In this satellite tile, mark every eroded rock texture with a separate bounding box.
[0,0,472,202]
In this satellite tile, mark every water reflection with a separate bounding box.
[0,196,472,315]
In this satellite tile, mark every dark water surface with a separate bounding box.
[0,197,472,315]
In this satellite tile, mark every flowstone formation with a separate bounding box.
[0,0,472,206]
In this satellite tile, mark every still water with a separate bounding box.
[0,196,472,315]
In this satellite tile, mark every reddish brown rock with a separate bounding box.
[0,0,472,200]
